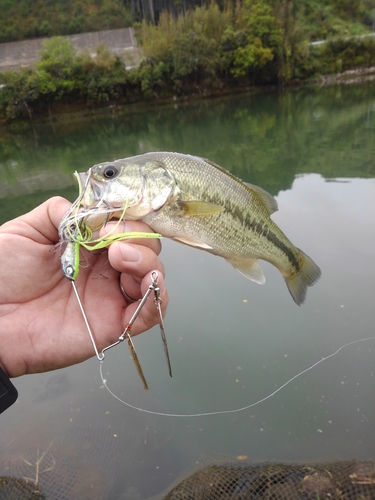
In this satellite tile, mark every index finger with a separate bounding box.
[99,220,162,255]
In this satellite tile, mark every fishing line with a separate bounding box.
[99,336,375,417]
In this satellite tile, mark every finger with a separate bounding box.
[122,271,169,337]
[12,197,72,244]
[99,220,162,255]
[108,241,165,280]
[119,274,143,302]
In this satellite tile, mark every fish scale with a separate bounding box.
[78,152,321,305]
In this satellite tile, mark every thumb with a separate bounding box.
[17,196,72,244]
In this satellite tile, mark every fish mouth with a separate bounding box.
[75,172,105,208]
[74,171,125,231]
[71,172,110,231]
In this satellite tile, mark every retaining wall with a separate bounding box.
[0,28,140,72]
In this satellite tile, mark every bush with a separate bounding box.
[0,69,41,120]
[299,36,375,78]
[77,45,129,102]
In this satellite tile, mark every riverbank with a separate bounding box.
[0,82,258,128]
[307,65,375,85]
[2,65,374,130]
[1,23,375,124]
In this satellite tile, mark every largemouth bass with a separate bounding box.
[78,152,321,305]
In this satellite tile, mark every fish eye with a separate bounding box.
[102,165,118,179]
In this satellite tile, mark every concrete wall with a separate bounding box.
[0,28,141,72]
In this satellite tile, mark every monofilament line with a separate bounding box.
[99,336,375,418]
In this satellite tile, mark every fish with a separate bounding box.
[78,152,321,305]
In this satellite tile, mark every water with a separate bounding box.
[0,83,374,499]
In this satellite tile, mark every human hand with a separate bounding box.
[0,197,168,377]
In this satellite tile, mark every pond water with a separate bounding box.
[0,83,374,499]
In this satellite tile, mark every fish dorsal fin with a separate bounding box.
[243,183,278,215]
[200,157,278,215]
[179,200,224,216]
[172,236,214,250]
[228,259,266,285]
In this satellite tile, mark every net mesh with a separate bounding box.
[0,476,44,499]
[0,431,128,500]
[1,441,375,499]
[163,459,375,499]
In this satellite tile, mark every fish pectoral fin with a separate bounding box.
[228,259,266,285]
[243,183,278,215]
[172,236,214,250]
[179,200,224,217]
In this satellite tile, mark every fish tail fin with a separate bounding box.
[285,249,321,306]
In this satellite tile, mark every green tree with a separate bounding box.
[231,0,281,77]
[0,69,40,119]
[231,37,273,77]
[141,4,230,89]
[35,37,77,100]
[77,44,129,102]
[274,0,309,82]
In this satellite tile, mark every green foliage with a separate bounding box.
[294,36,375,80]
[0,0,132,43]
[34,38,77,100]
[141,4,232,90]
[227,0,278,76]
[0,37,134,118]
[0,68,40,119]
[172,32,217,78]
[132,59,169,97]
[231,38,274,76]
[0,0,372,45]
[0,0,374,121]
[292,0,371,41]
[78,45,130,102]
[141,0,281,83]
[274,0,310,82]
[331,0,365,19]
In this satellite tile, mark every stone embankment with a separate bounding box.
[0,28,140,72]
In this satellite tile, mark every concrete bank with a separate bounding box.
[0,28,141,72]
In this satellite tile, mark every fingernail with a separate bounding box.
[120,243,141,262]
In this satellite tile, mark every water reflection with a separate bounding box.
[0,84,374,499]
[1,82,374,209]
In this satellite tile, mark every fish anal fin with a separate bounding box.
[243,183,278,215]
[179,200,224,217]
[228,259,266,285]
[173,236,214,250]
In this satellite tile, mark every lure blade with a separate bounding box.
[151,271,172,378]
[156,302,172,377]
[124,328,149,391]
[119,288,153,390]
